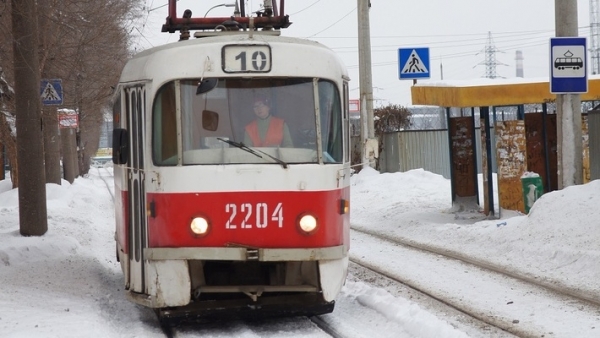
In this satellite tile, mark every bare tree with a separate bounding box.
[37,0,62,184]
[0,0,144,182]
[373,104,412,170]
[374,104,412,133]
[0,67,17,185]
[37,0,141,175]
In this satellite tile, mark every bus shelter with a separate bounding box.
[410,76,600,217]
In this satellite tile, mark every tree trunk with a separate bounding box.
[43,107,62,184]
[11,0,48,236]
[0,142,4,181]
[61,127,78,184]
[0,114,19,187]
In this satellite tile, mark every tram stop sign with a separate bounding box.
[550,37,587,94]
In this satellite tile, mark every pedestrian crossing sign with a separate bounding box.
[40,79,63,105]
[398,47,430,80]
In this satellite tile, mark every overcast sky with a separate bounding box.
[134,0,592,107]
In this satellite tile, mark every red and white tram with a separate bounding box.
[112,0,351,318]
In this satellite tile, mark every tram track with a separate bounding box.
[94,165,114,202]
[352,227,600,308]
[348,258,515,337]
[157,313,176,338]
[309,315,345,338]
[155,313,343,338]
[352,229,600,306]
[349,227,600,337]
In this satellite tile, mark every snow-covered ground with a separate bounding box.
[1,166,598,337]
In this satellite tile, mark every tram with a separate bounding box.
[554,56,583,70]
[111,0,351,318]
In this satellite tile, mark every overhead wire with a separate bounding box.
[307,7,356,38]
[148,0,178,12]
[287,5,596,101]
[129,0,157,51]
[288,0,322,16]
[127,2,594,93]
[328,25,593,74]
[315,26,591,54]
[138,0,156,47]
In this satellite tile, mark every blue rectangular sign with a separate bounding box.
[550,37,587,94]
[398,47,430,80]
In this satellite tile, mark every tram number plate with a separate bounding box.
[222,45,271,73]
[225,202,283,229]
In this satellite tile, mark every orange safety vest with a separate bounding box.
[245,117,285,147]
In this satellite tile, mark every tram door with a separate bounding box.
[125,86,147,293]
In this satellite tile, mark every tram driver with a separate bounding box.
[243,95,293,147]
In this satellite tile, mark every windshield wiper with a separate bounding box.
[255,148,288,169]
[217,138,262,158]
[217,138,288,169]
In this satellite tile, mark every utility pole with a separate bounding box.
[590,0,600,75]
[555,0,583,188]
[11,0,48,236]
[357,0,377,169]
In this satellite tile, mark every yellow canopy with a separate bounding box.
[411,76,600,108]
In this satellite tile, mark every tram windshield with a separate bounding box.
[152,78,343,166]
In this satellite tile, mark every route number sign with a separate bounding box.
[222,45,271,73]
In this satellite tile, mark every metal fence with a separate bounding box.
[352,102,600,180]
[375,128,498,179]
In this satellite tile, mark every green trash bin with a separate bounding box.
[521,174,544,214]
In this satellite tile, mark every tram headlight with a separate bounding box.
[339,199,349,214]
[298,214,318,234]
[190,217,209,235]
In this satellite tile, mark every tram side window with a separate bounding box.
[112,93,128,165]
[343,83,350,163]
[319,80,343,163]
[152,82,178,165]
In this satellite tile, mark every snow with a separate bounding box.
[352,167,600,294]
[1,166,599,337]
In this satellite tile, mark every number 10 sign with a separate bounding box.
[222,44,272,73]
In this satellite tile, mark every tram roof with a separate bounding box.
[410,75,600,108]
[120,33,348,87]
[131,33,331,59]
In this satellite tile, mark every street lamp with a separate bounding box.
[204,2,237,17]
